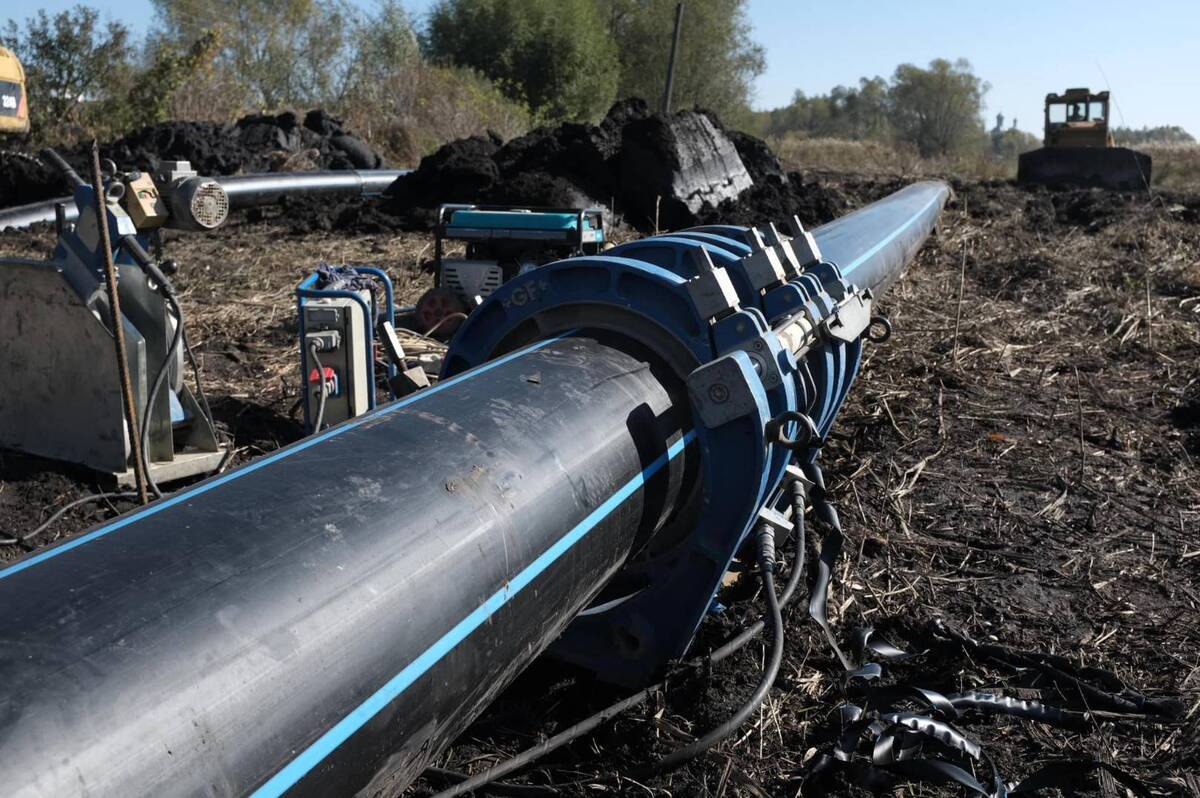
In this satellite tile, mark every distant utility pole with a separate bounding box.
[660,2,684,115]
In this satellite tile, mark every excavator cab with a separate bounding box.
[0,46,30,135]
[1018,87,1150,190]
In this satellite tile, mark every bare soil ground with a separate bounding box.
[1,175,1197,796]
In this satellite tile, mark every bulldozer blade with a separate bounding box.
[1018,146,1152,191]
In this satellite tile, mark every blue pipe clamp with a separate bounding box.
[442,217,886,685]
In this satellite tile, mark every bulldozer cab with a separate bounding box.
[1044,88,1112,148]
[0,46,30,135]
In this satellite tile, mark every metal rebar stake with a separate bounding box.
[91,141,150,504]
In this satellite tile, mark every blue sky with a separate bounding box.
[13,0,1198,136]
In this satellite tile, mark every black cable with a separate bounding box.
[429,505,804,798]
[309,341,328,433]
[423,769,556,797]
[639,540,784,777]
[114,239,222,493]
[182,326,216,435]
[1,492,139,548]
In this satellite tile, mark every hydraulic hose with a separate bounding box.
[638,527,786,777]
[118,234,219,496]
[0,492,140,548]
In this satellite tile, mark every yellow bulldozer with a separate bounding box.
[0,46,30,134]
[1017,88,1151,190]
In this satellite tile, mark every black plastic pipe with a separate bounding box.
[0,334,694,797]
[0,169,409,230]
[814,180,948,294]
[0,182,946,797]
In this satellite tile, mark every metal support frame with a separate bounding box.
[0,179,226,484]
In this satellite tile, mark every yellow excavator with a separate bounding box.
[1017,88,1151,190]
[0,46,30,134]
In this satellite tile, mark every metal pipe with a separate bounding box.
[218,169,408,207]
[0,183,946,797]
[89,141,150,505]
[0,169,410,230]
[40,148,85,188]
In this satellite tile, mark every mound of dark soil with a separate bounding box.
[0,110,382,209]
[725,128,784,183]
[380,98,761,233]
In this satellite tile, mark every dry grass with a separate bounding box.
[773,134,1200,191]
[1141,143,1200,190]
[770,133,1016,181]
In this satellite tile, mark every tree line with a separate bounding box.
[751,59,1007,159]
[1,0,764,145]
[1112,125,1195,146]
[753,61,1195,159]
[4,2,1191,159]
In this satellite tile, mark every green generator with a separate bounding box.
[415,204,605,335]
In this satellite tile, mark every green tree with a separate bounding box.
[345,0,420,90]
[1,5,133,135]
[150,0,357,108]
[888,58,988,157]
[115,30,221,129]
[761,76,891,140]
[425,0,619,122]
[602,0,764,125]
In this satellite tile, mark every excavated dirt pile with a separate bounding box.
[0,110,382,210]
[280,100,887,236]
[379,99,761,231]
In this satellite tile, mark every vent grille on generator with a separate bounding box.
[190,181,229,229]
[444,261,503,299]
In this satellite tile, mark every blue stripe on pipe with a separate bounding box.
[251,428,698,798]
[840,191,944,277]
[0,334,571,581]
